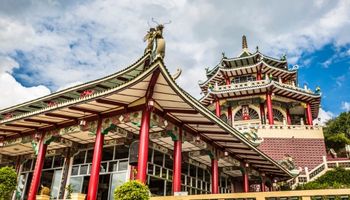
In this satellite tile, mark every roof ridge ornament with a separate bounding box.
[171,68,182,81]
[242,35,248,50]
[144,18,171,60]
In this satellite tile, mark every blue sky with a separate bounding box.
[298,44,350,114]
[0,0,350,122]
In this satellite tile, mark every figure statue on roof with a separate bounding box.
[143,27,156,54]
[144,18,171,59]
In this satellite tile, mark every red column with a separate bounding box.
[227,106,232,125]
[306,103,313,125]
[243,170,249,193]
[172,128,182,194]
[215,99,221,117]
[211,158,219,194]
[261,176,266,192]
[28,135,48,200]
[87,118,104,200]
[225,78,231,85]
[286,108,292,125]
[259,103,265,124]
[266,91,274,125]
[136,104,152,183]
[257,70,262,80]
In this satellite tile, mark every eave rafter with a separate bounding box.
[68,106,101,115]
[24,119,57,125]
[45,113,77,120]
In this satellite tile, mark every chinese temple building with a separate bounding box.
[0,27,325,200]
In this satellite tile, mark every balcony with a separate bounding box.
[213,79,315,95]
[150,189,350,200]
[234,124,324,139]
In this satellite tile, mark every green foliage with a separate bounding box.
[114,180,150,200]
[65,184,73,199]
[324,112,350,151]
[296,167,350,190]
[0,166,18,200]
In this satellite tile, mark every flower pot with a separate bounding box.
[36,195,50,200]
[70,193,86,200]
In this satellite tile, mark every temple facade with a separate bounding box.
[0,29,326,200]
[199,35,326,180]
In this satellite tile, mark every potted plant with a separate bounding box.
[0,166,17,200]
[114,180,150,200]
[36,185,50,200]
[65,184,73,199]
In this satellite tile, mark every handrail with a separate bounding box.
[213,79,316,95]
[150,189,350,200]
[234,124,322,131]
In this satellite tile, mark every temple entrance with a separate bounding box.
[69,145,129,199]
[17,155,65,200]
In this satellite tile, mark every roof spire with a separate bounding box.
[242,35,248,50]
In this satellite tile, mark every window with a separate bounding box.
[232,75,256,84]
[153,150,164,166]
[102,146,114,161]
[234,107,259,121]
[273,109,284,122]
[115,145,129,159]
[73,151,85,165]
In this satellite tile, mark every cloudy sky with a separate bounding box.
[1,0,350,123]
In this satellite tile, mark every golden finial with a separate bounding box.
[242,35,248,50]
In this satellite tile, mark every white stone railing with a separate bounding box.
[234,124,322,131]
[214,80,269,91]
[213,79,316,95]
[293,157,350,186]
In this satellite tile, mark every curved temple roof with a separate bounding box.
[200,79,321,118]
[0,53,293,179]
[204,51,290,79]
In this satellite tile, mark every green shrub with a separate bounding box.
[114,180,150,200]
[296,167,350,190]
[0,166,17,200]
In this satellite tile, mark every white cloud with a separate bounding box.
[314,108,334,125]
[0,73,50,109]
[341,101,350,111]
[0,0,350,107]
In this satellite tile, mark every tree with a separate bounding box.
[323,111,350,151]
[114,180,150,200]
[0,166,17,200]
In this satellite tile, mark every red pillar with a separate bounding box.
[215,99,221,117]
[306,103,313,125]
[261,176,266,192]
[211,158,219,194]
[266,91,274,125]
[259,103,265,124]
[225,78,231,85]
[86,118,104,200]
[172,128,182,194]
[227,106,232,125]
[257,70,262,80]
[28,135,48,200]
[136,104,152,183]
[243,171,249,193]
[286,108,292,125]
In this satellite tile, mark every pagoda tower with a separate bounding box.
[199,36,326,178]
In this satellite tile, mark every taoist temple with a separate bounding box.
[0,26,327,200]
